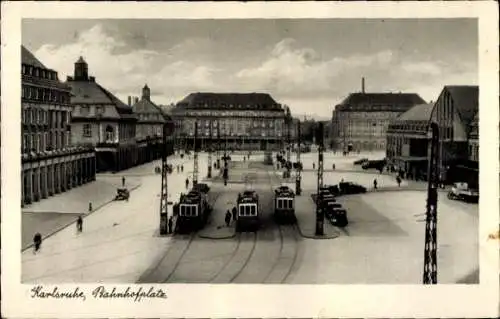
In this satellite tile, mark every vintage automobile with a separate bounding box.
[353,158,369,165]
[115,188,130,201]
[193,183,210,194]
[361,159,386,171]
[447,182,479,203]
[328,208,348,227]
[338,182,367,195]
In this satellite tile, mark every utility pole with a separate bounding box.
[295,121,302,195]
[217,123,221,170]
[223,125,229,186]
[159,120,173,236]
[207,123,212,178]
[423,122,439,284]
[315,122,325,236]
[193,121,199,187]
[286,108,291,178]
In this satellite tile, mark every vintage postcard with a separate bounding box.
[1,1,499,318]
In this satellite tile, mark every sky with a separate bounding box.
[22,19,478,119]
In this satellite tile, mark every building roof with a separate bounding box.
[176,92,282,110]
[133,97,170,122]
[444,85,479,125]
[67,79,136,120]
[21,45,47,69]
[395,102,435,122]
[336,92,426,112]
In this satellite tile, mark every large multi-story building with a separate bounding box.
[21,46,96,206]
[431,85,479,187]
[169,93,289,151]
[130,84,174,163]
[66,57,138,172]
[331,80,426,152]
[386,102,435,180]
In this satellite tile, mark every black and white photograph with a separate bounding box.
[1,2,499,318]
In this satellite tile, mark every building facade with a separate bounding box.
[130,84,174,163]
[332,90,426,152]
[21,47,96,207]
[67,57,138,173]
[169,93,288,151]
[386,103,435,180]
[431,85,479,187]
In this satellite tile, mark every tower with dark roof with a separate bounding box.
[142,84,151,101]
[74,56,89,81]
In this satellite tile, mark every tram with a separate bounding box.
[175,189,211,233]
[236,190,260,232]
[274,185,296,224]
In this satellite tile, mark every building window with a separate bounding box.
[83,124,92,137]
[81,106,90,115]
[105,125,115,142]
[95,106,104,115]
[23,134,28,152]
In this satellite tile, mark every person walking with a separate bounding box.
[122,176,126,187]
[76,215,83,233]
[185,178,189,189]
[88,202,93,213]
[225,210,231,227]
[373,179,378,190]
[181,165,184,172]
[396,175,402,187]
[33,232,42,254]
[177,165,180,173]
[168,216,173,234]
[232,206,237,223]
[313,163,315,170]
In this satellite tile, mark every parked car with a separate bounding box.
[193,183,210,194]
[361,159,386,171]
[339,182,367,195]
[447,182,479,203]
[328,208,348,227]
[353,158,369,165]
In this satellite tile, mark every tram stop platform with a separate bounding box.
[294,191,341,239]
[198,185,237,239]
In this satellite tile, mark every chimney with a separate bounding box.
[361,77,365,93]
[128,96,132,106]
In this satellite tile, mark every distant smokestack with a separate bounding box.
[128,96,132,106]
[362,77,365,93]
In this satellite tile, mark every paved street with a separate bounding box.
[22,152,479,284]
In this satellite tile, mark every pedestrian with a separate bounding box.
[168,216,173,234]
[396,176,402,187]
[313,163,315,170]
[225,210,231,227]
[232,206,237,222]
[122,176,126,187]
[181,165,184,172]
[33,232,42,254]
[185,178,189,189]
[373,179,378,190]
[76,215,83,233]
[88,202,93,213]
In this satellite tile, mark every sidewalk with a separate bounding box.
[294,191,340,239]
[198,187,237,239]
[22,155,214,283]
[21,154,192,250]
